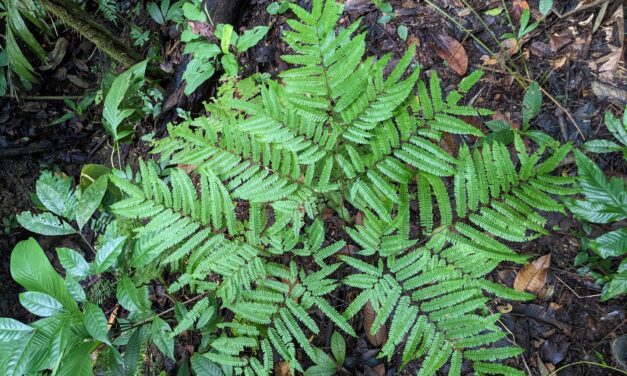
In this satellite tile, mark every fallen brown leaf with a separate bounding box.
[434,33,468,76]
[363,301,387,346]
[274,361,292,376]
[373,363,386,376]
[514,254,551,293]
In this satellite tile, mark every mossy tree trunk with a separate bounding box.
[40,0,141,68]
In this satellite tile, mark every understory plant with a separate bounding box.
[0,0,50,95]
[1,1,580,375]
[567,107,627,301]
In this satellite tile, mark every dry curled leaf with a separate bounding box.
[434,33,468,76]
[363,301,387,346]
[497,303,513,313]
[514,254,551,293]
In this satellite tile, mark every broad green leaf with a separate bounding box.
[331,331,346,365]
[147,2,164,24]
[183,59,215,95]
[397,25,408,41]
[19,292,63,317]
[221,53,238,76]
[5,28,37,83]
[16,211,76,236]
[124,328,145,376]
[151,317,174,358]
[182,2,206,21]
[10,238,76,310]
[0,318,33,342]
[117,276,144,313]
[80,164,111,190]
[583,139,623,154]
[35,171,75,219]
[56,343,94,376]
[2,332,33,376]
[103,60,147,141]
[267,2,280,14]
[591,228,627,258]
[76,174,109,229]
[65,276,87,302]
[183,41,221,60]
[601,271,626,301]
[191,353,224,376]
[92,236,126,274]
[57,247,90,279]
[522,81,542,128]
[539,0,553,16]
[604,109,627,146]
[236,26,269,53]
[220,24,233,53]
[84,303,110,344]
[6,1,47,61]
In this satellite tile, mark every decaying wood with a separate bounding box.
[158,0,248,132]
[40,0,141,67]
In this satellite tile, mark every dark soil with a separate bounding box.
[1,0,625,375]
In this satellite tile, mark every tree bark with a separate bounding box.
[158,0,248,131]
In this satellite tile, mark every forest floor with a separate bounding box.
[0,0,625,375]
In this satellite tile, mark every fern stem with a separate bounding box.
[548,361,627,376]
[114,291,211,335]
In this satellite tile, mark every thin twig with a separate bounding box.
[554,274,601,299]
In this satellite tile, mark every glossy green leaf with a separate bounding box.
[103,60,147,141]
[56,343,93,376]
[35,171,75,219]
[0,318,33,342]
[84,303,110,344]
[19,292,63,317]
[76,174,109,229]
[124,328,144,376]
[151,317,174,358]
[16,211,76,236]
[92,236,126,274]
[116,276,144,313]
[591,228,627,258]
[10,238,76,310]
[601,271,626,301]
[57,247,90,279]
[65,276,87,302]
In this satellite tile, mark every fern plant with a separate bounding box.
[1,0,579,375]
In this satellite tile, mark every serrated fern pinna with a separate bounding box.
[104,0,578,374]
